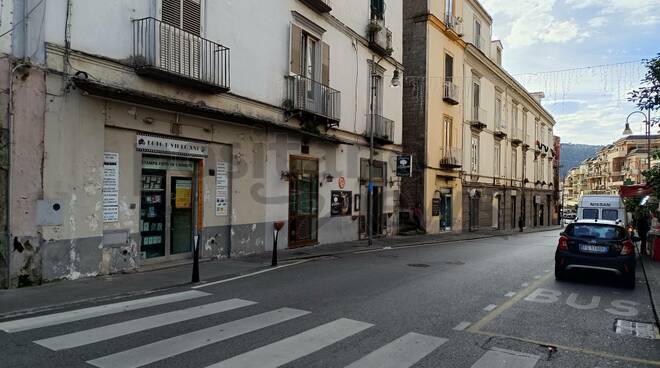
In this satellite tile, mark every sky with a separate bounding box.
[479,0,660,145]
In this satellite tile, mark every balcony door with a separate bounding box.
[160,0,201,78]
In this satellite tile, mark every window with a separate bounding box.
[445,0,453,17]
[474,20,481,49]
[602,209,619,221]
[302,32,318,82]
[581,209,599,220]
[512,149,518,179]
[369,64,384,115]
[494,143,501,177]
[496,48,502,65]
[471,135,479,173]
[443,116,452,148]
[290,26,330,86]
[495,96,502,128]
[371,0,385,20]
[162,0,201,35]
[523,111,528,137]
[472,81,480,120]
[512,104,518,132]
[445,54,453,83]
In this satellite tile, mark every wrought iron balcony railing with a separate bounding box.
[470,107,488,129]
[440,147,462,169]
[299,0,332,13]
[367,19,393,57]
[285,74,341,125]
[132,17,230,92]
[443,79,459,105]
[444,14,463,35]
[365,114,395,144]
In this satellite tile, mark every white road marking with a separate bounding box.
[0,290,210,333]
[505,292,517,298]
[470,347,539,368]
[35,298,256,350]
[87,307,309,368]
[453,321,472,331]
[521,282,530,287]
[192,260,310,289]
[483,304,498,312]
[205,318,373,368]
[344,332,447,368]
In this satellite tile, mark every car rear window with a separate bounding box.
[582,209,599,219]
[566,224,626,240]
[602,209,619,221]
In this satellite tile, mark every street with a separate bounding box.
[1,230,658,367]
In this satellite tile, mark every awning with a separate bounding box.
[73,75,352,146]
[619,184,653,198]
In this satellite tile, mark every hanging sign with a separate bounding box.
[136,134,208,158]
[216,161,230,216]
[103,152,119,222]
[396,154,413,177]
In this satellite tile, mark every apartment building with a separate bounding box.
[563,135,660,207]
[461,0,558,231]
[2,0,403,287]
[401,0,466,233]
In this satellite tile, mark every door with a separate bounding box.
[440,191,452,231]
[140,169,167,259]
[289,156,319,248]
[372,185,384,236]
[169,174,194,255]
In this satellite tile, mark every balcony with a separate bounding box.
[367,19,393,57]
[474,36,489,55]
[285,74,341,127]
[299,0,332,13]
[132,17,230,93]
[444,14,463,36]
[439,147,462,169]
[443,79,459,105]
[469,107,487,130]
[494,121,507,139]
[365,114,395,144]
[511,129,524,145]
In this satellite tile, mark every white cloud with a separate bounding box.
[587,16,607,28]
[566,0,660,26]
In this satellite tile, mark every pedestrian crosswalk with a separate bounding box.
[0,289,539,368]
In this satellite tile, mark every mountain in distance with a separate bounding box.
[559,143,602,178]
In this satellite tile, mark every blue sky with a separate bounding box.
[480,0,660,145]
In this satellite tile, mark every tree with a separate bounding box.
[629,53,660,117]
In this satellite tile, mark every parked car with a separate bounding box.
[555,219,637,288]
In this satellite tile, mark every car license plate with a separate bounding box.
[579,244,609,254]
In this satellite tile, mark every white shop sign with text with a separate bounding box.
[136,134,209,158]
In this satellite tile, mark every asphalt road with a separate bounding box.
[1,230,658,368]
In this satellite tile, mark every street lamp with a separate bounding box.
[622,109,653,179]
[368,56,400,247]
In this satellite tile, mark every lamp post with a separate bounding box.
[623,109,653,180]
[367,55,400,247]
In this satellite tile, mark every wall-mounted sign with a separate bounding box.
[136,134,208,158]
[103,152,119,222]
[338,176,346,189]
[396,154,412,177]
[431,198,441,217]
[331,191,352,216]
[142,156,195,171]
[215,161,230,216]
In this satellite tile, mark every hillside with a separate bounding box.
[559,143,602,178]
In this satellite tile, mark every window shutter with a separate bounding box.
[182,0,201,36]
[290,24,302,75]
[321,42,330,86]
[162,0,181,27]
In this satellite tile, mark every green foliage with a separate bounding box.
[629,53,660,121]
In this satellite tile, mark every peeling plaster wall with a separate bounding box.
[0,57,10,287]
[8,64,45,287]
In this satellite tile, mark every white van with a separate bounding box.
[577,195,627,226]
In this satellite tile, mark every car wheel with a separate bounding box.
[623,272,636,289]
[555,264,566,281]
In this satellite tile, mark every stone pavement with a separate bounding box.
[0,226,562,317]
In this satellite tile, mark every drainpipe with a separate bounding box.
[6,61,31,287]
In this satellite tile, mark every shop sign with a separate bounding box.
[216,161,230,216]
[136,134,208,158]
[142,157,195,171]
[432,198,441,216]
[331,191,352,216]
[396,154,413,177]
[103,152,119,222]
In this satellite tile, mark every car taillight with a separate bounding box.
[621,239,634,255]
[558,236,568,251]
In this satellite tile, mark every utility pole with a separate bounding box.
[368,54,376,247]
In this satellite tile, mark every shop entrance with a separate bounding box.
[439,189,452,232]
[288,156,319,248]
[140,156,195,261]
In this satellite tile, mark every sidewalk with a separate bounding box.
[0,226,561,317]
[639,254,660,327]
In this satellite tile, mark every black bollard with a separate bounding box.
[192,235,200,283]
[272,221,285,267]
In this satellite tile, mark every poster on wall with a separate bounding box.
[175,180,192,209]
[103,152,119,222]
[216,161,230,216]
[396,154,412,177]
[432,198,441,217]
[331,191,352,216]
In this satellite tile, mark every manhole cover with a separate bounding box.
[614,319,659,339]
[407,263,430,268]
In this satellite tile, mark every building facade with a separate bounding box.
[460,0,558,232]
[401,0,465,234]
[2,0,403,287]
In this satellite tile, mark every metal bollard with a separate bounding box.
[272,221,285,267]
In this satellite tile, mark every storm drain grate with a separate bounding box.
[614,319,659,339]
[407,263,430,268]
